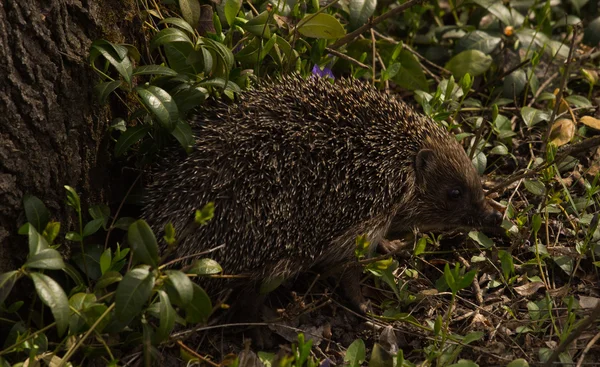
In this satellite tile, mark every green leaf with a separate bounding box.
[200,38,235,75]
[90,40,133,84]
[188,258,222,275]
[524,179,545,196]
[94,270,123,292]
[468,231,494,249]
[392,49,428,91]
[0,271,20,305]
[114,125,151,157]
[178,0,201,28]
[194,202,215,225]
[25,249,65,270]
[31,272,70,336]
[503,69,527,98]
[23,195,50,233]
[456,30,501,54]
[242,10,272,38]
[159,17,196,35]
[471,0,523,26]
[25,224,49,256]
[150,28,193,50]
[171,120,194,152]
[115,267,155,323]
[506,358,529,367]
[462,331,484,344]
[64,185,81,213]
[136,85,179,131]
[155,290,176,342]
[223,0,242,26]
[445,50,492,78]
[132,65,178,77]
[414,236,427,256]
[298,13,346,39]
[456,269,477,291]
[447,360,479,367]
[521,106,550,127]
[349,0,376,30]
[165,270,194,307]
[185,283,212,323]
[128,220,159,268]
[369,343,393,367]
[100,248,112,275]
[94,80,122,104]
[83,218,104,238]
[344,339,366,367]
[565,95,592,108]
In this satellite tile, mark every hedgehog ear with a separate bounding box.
[415,149,435,174]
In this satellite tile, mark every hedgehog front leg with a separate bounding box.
[339,266,371,314]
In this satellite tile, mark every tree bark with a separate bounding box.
[0,0,137,272]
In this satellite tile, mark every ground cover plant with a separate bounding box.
[1,0,600,366]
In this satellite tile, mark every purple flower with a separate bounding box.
[311,64,335,80]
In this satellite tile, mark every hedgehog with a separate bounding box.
[142,76,502,313]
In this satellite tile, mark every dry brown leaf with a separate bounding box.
[580,115,600,130]
[549,119,575,146]
[579,296,600,309]
[514,281,545,296]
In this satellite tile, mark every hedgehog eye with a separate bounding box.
[448,188,462,200]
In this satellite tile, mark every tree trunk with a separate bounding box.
[0,0,136,272]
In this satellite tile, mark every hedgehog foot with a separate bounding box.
[339,266,372,314]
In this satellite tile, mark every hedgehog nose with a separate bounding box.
[487,210,503,226]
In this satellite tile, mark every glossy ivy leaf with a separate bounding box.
[242,11,272,38]
[25,248,65,270]
[0,271,20,305]
[31,272,70,336]
[150,28,193,50]
[136,85,179,131]
[114,125,151,157]
[171,119,194,153]
[155,290,176,342]
[188,258,222,275]
[159,17,195,35]
[445,50,492,79]
[185,283,212,323]
[132,65,178,77]
[23,195,50,233]
[223,0,242,27]
[349,0,376,30]
[128,220,159,268]
[178,0,201,29]
[83,218,105,238]
[115,267,155,323]
[24,224,49,256]
[89,40,133,85]
[298,13,345,39]
[94,80,122,104]
[165,270,194,307]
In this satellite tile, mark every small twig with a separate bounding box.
[104,174,141,250]
[543,303,600,367]
[325,47,370,69]
[329,0,426,50]
[488,135,600,194]
[159,244,227,269]
[176,340,221,367]
[576,330,600,367]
